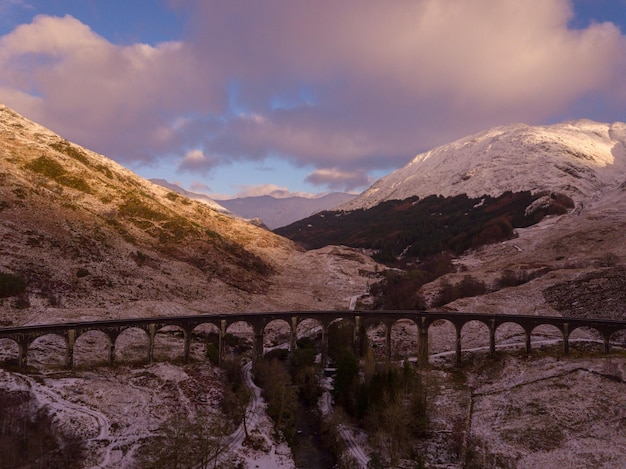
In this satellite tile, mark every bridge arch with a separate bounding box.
[0,338,19,366]
[28,333,67,368]
[114,326,150,365]
[153,324,186,362]
[530,323,567,352]
[190,322,221,363]
[294,318,324,363]
[493,320,529,355]
[262,318,292,352]
[389,318,419,360]
[455,320,492,365]
[566,324,608,354]
[326,318,358,366]
[223,320,255,360]
[73,330,111,367]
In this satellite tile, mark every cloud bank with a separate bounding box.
[0,0,625,191]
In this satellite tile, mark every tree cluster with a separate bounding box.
[369,253,455,309]
[0,271,26,298]
[134,411,234,469]
[253,352,299,444]
[331,342,431,466]
[432,275,487,307]
[0,390,85,469]
[275,191,544,266]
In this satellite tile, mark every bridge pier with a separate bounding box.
[354,316,362,358]
[17,338,28,369]
[109,342,116,366]
[183,330,191,364]
[524,328,532,355]
[455,325,462,367]
[147,324,156,363]
[219,320,226,366]
[417,325,429,367]
[253,325,264,362]
[603,335,610,354]
[321,325,329,367]
[290,316,297,353]
[65,329,76,369]
[489,320,496,358]
[385,320,393,361]
[562,323,569,356]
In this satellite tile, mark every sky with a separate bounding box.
[0,0,625,199]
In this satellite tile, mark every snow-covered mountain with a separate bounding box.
[216,193,356,229]
[149,180,355,229]
[340,120,626,211]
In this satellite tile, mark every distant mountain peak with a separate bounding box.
[341,120,626,211]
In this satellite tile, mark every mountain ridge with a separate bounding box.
[216,192,356,229]
[340,119,626,211]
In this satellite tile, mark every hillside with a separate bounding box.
[275,190,574,264]
[340,120,626,211]
[0,104,378,325]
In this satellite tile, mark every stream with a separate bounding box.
[292,397,336,469]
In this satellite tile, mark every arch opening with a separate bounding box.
[223,321,254,360]
[263,319,291,352]
[28,334,66,369]
[115,327,150,364]
[361,321,386,361]
[190,323,220,363]
[527,324,564,354]
[327,319,356,365]
[390,319,418,360]
[295,318,324,363]
[73,330,110,368]
[494,321,527,354]
[428,319,457,355]
[568,326,607,354]
[153,325,186,362]
[0,338,19,367]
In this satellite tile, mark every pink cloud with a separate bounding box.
[1,1,625,192]
[305,168,371,192]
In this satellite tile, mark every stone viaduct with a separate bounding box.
[0,311,625,370]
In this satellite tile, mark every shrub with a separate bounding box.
[49,140,91,167]
[26,156,66,179]
[433,275,486,307]
[0,272,26,298]
[76,268,90,278]
[57,174,92,194]
[119,195,168,222]
[493,267,551,290]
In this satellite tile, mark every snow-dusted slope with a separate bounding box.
[340,120,626,211]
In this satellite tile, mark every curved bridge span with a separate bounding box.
[1,311,625,369]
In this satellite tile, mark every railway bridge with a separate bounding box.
[0,311,625,369]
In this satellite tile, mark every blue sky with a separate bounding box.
[1,0,625,198]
